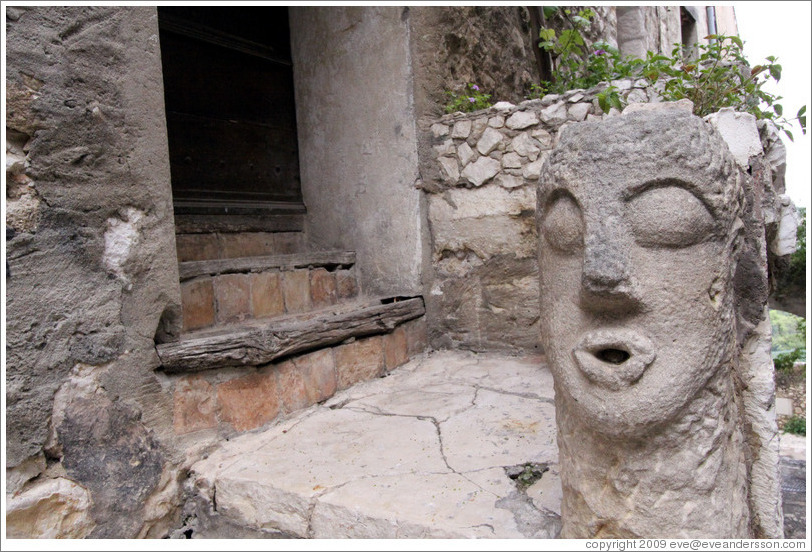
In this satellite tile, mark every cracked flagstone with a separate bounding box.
[188,350,562,538]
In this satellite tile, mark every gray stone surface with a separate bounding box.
[187,351,561,538]
[5,6,182,537]
[538,107,780,538]
[291,7,423,297]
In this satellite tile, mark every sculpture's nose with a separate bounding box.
[580,221,641,313]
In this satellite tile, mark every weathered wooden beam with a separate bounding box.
[174,213,304,234]
[179,250,355,281]
[156,297,424,373]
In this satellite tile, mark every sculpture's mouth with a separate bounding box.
[572,329,656,391]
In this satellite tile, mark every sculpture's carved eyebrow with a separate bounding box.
[622,178,717,217]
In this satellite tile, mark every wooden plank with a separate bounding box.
[179,251,356,281]
[156,297,425,374]
[173,213,304,234]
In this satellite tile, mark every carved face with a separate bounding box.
[538,111,742,437]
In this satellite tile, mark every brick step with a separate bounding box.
[179,251,359,332]
[165,302,428,438]
[158,296,425,374]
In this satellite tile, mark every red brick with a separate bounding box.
[384,326,409,371]
[218,232,276,259]
[175,233,219,262]
[173,376,217,435]
[294,348,337,404]
[216,372,280,432]
[181,278,215,331]
[335,269,359,300]
[251,271,285,318]
[335,336,384,390]
[310,268,337,308]
[214,273,251,324]
[276,360,310,413]
[282,269,311,313]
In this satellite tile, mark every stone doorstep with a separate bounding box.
[184,351,562,539]
[158,297,426,374]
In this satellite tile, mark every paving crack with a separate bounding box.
[477,384,554,404]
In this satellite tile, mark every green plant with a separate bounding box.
[784,416,806,436]
[659,36,805,140]
[774,349,803,372]
[533,9,806,138]
[444,83,492,114]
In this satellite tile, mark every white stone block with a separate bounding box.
[477,127,503,155]
[461,156,500,187]
[430,123,449,138]
[775,397,794,417]
[488,115,505,128]
[540,102,568,125]
[506,110,539,130]
[501,152,522,169]
[512,132,540,160]
[567,102,591,122]
[438,156,459,183]
[531,128,553,148]
[771,196,800,256]
[703,107,763,167]
[492,101,515,110]
[457,142,475,166]
[451,119,472,139]
[433,139,455,157]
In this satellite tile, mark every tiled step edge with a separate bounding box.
[156,296,424,374]
[178,250,355,281]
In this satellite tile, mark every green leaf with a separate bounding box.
[798,105,807,117]
[539,28,556,41]
[730,35,743,49]
[784,129,794,142]
[774,104,783,116]
[769,64,782,81]
[542,6,558,19]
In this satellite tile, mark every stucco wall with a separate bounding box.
[290,6,424,298]
[6,6,184,537]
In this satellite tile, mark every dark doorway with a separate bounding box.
[158,7,304,219]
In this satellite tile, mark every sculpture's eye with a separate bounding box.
[626,185,716,247]
[542,193,584,253]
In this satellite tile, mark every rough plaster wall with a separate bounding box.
[409,6,539,120]
[5,6,183,537]
[290,7,423,297]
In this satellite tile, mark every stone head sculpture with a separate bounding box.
[538,107,751,537]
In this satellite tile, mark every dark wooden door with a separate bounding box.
[158,7,304,215]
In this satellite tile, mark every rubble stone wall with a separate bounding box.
[421,79,665,352]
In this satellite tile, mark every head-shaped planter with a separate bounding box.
[538,108,744,439]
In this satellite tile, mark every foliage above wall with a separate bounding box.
[532,7,806,140]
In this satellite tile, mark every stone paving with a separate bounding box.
[187,350,561,538]
[185,350,806,539]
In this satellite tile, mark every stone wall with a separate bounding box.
[421,80,666,351]
[5,6,184,537]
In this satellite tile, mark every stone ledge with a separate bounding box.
[156,297,425,373]
[178,250,355,281]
